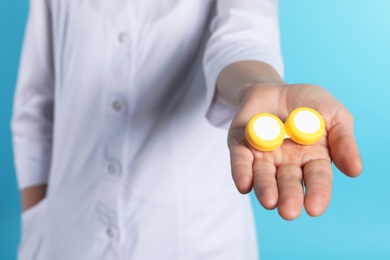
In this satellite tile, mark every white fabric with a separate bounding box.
[12,0,283,259]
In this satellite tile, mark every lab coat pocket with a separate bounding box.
[18,198,47,260]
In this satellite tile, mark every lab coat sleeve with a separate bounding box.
[11,0,54,190]
[203,0,284,129]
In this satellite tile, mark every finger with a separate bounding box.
[230,145,254,194]
[253,158,278,210]
[276,164,304,220]
[328,110,362,177]
[303,158,332,217]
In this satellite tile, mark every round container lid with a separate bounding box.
[245,113,285,151]
[285,107,325,145]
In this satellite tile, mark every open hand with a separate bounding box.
[228,84,362,220]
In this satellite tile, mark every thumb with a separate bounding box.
[327,108,362,177]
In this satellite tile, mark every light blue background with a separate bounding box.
[1,0,389,259]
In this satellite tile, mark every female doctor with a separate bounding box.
[12,0,362,259]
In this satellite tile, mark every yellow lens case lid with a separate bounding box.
[245,113,286,151]
[285,107,325,145]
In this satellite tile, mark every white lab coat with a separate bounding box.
[12,0,283,259]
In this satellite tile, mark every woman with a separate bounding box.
[12,0,362,259]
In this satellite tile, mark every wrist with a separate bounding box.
[237,84,288,121]
[237,80,285,107]
[216,61,285,107]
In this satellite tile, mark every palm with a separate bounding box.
[228,84,362,220]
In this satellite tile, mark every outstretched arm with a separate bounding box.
[218,60,362,220]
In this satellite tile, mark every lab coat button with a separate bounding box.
[106,227,117,238]
[119,32,129,44]
[107,162,121,175]
[112,100,123,111]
